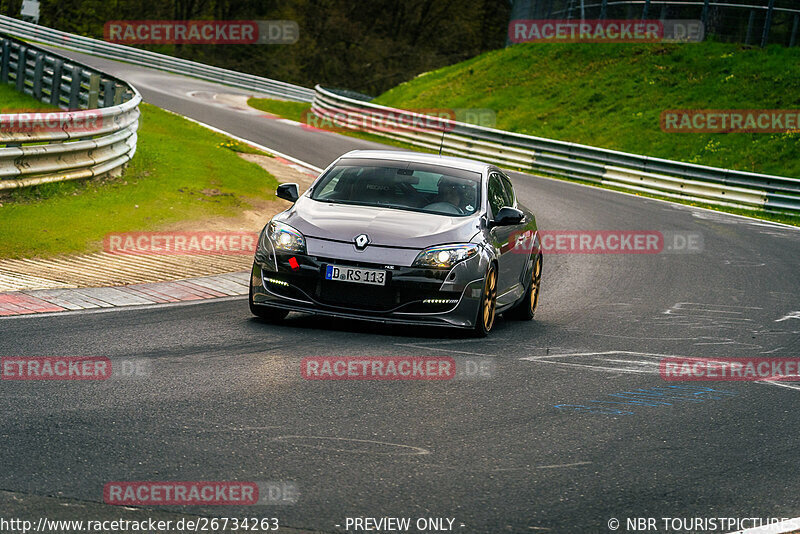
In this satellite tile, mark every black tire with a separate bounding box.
[249,283,289,322]
[506,253,542,321]
[473,264,498,337]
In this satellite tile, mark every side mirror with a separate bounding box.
[276,183,299,203]
[490,206,524,228]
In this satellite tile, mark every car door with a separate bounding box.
[486,172,519,304]
[499,172,531,292]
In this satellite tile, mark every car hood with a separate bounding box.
[278,197,482,249]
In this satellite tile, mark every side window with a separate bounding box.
[500,174,516,206]
[487,173,509,217]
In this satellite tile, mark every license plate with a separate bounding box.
[324,264,387,286]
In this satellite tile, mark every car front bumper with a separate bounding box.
[249,251,488,329]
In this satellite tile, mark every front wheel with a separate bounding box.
[249,283,289,322]
[473,264,498,337]
[506,253,542,321]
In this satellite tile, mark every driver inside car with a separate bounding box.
[433,177,476,213]
[435,178,465,209]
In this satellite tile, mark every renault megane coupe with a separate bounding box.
[248,150,542,336]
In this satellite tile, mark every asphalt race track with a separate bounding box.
[1,49,799,533]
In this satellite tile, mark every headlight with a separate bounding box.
[412,244,478,268]
[267,221,306,253]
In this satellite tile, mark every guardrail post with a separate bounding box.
[641,0,650,20]
[87,73,101,108]
[50,59,63,107]
[102,80,115,107]
[701,0,710,28]
[745,11,755,45]
[790,14,799,47]
[0,39,9,83]
[761,0,775,48]
[15,45,27,92]
[68,66,82,109]
[113,85,124,105]
[33,51,44,100]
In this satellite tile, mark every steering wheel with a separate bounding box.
[423,202,465,215]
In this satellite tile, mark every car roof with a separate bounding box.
[338,150,495,175]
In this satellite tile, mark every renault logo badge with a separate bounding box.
[354,234,370,250]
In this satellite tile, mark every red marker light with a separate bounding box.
[288,257,299,270]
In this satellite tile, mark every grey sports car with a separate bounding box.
[249,150,542,336]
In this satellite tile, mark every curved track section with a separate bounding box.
[1,48,799,533]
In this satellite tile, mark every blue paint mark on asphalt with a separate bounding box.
[555,385,738,415]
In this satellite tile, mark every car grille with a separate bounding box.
[317,280,398,311]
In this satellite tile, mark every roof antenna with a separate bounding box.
[438,129,445,156]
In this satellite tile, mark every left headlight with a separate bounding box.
[267,221,306,253]
[412,244,479,268]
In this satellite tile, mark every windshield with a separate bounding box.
[311,159,482,216]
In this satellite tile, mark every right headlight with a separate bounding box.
[412,244,478,269]
[267,221,306,253]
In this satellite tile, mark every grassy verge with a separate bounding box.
[375,41,800,179]
[0,85,279,258]
[216,138,274,156]
[0,87,57,112]
[247,98,310,122]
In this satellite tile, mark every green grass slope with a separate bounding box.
[374,41,800,178]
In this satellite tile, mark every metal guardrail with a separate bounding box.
[1,34,140,190]
[0,15,315,103]
[311,85,800,214]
